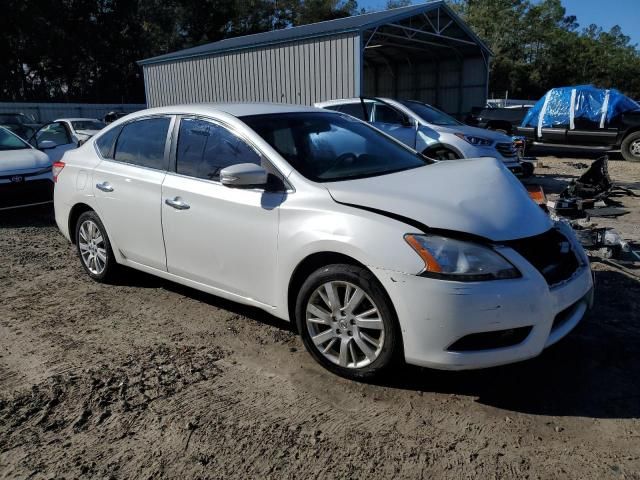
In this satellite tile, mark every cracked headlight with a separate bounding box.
[405,234,520,281]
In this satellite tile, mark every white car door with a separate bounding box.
[370,102,417,148]
[32,121,77,162]
[161,116,283,306]
[92,116,173,271]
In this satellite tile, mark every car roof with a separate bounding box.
[55,118,102,122]
[124,103,326,119]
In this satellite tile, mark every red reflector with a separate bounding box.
[52,161,65,183]
[526,184,546,205]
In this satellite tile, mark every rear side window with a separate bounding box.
[114,117,171,169]
[95,126,121,159]
[336,103,372,121]
[176,118,261,181]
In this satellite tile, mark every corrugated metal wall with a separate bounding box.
[0,103,145,123]
[143,33,360,107]
[363,56,487,117]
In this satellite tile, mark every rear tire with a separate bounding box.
[295,264,402,380]
[75,211,118,282]
[621,131,640,162]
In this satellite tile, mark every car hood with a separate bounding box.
[429,123,513,143]
[0,148,51,173]
[325,157,552,242]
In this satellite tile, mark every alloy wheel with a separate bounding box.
[78,220,107,275]
[305,281,385,369]
[631,139,640,158]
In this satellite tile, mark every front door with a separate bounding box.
[370,101,417,148]
[161,117,283,306]
[93,116,173,271]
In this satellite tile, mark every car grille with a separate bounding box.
[505,229,580,287]
[495,142,517,158]
[0,179,53,209]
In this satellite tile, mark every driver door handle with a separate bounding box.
[96,182,114,192]
[165,197,190,210]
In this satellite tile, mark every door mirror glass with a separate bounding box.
[220,163,268,188]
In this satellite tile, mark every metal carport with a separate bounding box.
[138,1,492,118]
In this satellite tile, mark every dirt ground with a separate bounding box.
[1,154,640,480]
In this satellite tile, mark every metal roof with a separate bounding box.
[139,1,489,66]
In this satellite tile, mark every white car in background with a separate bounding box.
[316,97,524,176]
[29,118,104,163]
[53,104,593,380]
[0,126,54,210]
[56,118,106,144]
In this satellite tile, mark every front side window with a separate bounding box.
[36,122,71,146]
[176,118,261,181]
[114,117,171,169]
[373,103,406,125]
[0,128,29,151]
[242,112,431,182]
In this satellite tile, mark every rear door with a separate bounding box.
[92,116,173,271]
[371,102,416,148]
[32,121,77,162]
[161,116,283,305]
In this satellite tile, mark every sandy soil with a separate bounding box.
[1,155,640,479]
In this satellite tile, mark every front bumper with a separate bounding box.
[372,245,593,370]
[0,173,54,210]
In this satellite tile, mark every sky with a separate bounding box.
[357,0,640,47]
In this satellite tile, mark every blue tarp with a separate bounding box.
[521,85,640,130]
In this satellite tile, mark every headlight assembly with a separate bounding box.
[454,133,493,146]
[404,234,520,281]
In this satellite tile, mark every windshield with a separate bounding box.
[399,101,462,126]
[0,128,29,151]
[71,120,106,131]
[0,114,24,125]
[241,112,431,182]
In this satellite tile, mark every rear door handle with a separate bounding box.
[165,197,190,210]
[96,182,114,192]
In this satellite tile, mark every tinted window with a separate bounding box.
[0,128,29,151]
[95,126,121,158]
[242,112,431,182]
[36,122,71,146]
[399,101,462,126]
[336,103,372,121]
[176,118,261,181]
[72,120,106,131]
[114,117,170,169]
[373,103,406,125]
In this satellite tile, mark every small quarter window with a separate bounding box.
[113,117,171,170]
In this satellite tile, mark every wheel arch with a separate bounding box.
[68,203,95,244]
[287,252,369,328]
[421,142,464,160]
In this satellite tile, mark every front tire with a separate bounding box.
[621,131,640,162]
[75,211,117,282]
[295,264,401,380]
[422,146,461,161]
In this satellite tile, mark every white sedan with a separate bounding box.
[53,104,593,379]
[0,126,53,210]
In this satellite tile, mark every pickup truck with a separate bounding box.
[515,86,640,162]
[465,106,530,135]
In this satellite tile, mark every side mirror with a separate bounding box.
[39,140,58,150]
[220,163,268,188]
